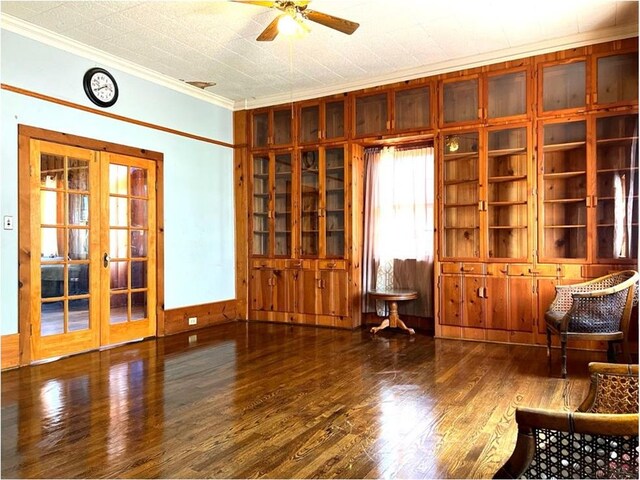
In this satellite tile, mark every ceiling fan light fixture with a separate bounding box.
[277,12,307,37]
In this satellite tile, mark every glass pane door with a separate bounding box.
[542,61,586,111]
[301,150,320,256]
[597,54,638,105]
[487,127,529,259]
[541,121,587,259]
[395,86,430,130]
[274,153,292,256]
[595,114,638,261]
[33,140,99,361]
[325,100,345,140]
[443,78,478,124]
[442,132,480,258]
[300,104,319,143]
[488,71,526,118]
[325,147,345,257]
[252,155,270,256]
[104,154,156,345]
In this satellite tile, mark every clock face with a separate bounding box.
[83,68,119,107]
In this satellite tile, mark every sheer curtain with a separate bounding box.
[362,145,435,318]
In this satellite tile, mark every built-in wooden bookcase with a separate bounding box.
[242,37,638,346]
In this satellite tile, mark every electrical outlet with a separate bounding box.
[3,216,14,230]
[188,317,197,326]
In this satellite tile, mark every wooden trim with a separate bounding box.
[4,84,234,150]
[234,110,249,320]
[163,300,238,335]
[1,334,20,370]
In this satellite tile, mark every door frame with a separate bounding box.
[18,125,165,366]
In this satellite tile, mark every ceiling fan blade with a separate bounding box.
[257,14,282,41]
[232,0,277,7]
[304,10,359,35]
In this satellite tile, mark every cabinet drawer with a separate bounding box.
[252,259,274,269]
[527,264,563,277]
[441,262,485,274]
[581,265,631,279]
[319,260,346,270]
[286,259,314,269]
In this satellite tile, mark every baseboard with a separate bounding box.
[164,300,237,335]
[1,334,20,370]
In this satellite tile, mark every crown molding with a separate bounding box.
[234,23,638,110]
[1,13,235,111]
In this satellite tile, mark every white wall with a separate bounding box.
[0,29,236,335]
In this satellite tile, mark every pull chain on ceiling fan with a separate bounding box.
[233,0,360,41]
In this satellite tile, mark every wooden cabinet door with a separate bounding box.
[296,269,318,315]
[250,269,273,311]
[463,276,485,328]
[486,276,509,330]
[271,269,290,313]
[318,270,349,316]
[508,276,534,332]
[440,275,463,326]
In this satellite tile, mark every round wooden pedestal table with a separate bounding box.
[368,289,418,335]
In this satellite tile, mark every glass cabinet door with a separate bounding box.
[487,127,529,260]
[324,147,345,257]
[594,114,638,261]
[442,131,480,258]
[252,112,269,148]
[596,53,638,106]
[355,92,388,136]
[488,71,527,119]
[299,104,320,144]
[443,78,479,125]
[542,61,586,112]
[540,120,587,260]
[274,153,292,257]
[252,155,270,255]
[273,108,292,146]
[324,100,345,140]
[394,85,430,131]
[301,149,320,256]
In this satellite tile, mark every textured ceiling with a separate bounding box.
[1,1,638,109]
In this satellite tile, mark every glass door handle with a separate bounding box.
[103,253,111,268]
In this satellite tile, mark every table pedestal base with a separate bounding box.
[370,300,415,335]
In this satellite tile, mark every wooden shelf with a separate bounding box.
[543,141,586,152]
[596,167,639,174]
[596,136,638,146]
[488,201,527,206]
[488,175,527,183]
[597,223,640,227]
[542,171,586,179]
[253,193,269,198]
[444,202,479,208]
[543,198,585,204]
[253,230,269,234]
[489,225,527,229]
[443,226,479,230]
[253,212,269,216]
[444,179,478,186]
[443,151,479,161]
[544,225,587,228]
[597,195,639,201]
[487,147,527,157]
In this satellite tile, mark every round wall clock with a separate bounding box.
[83,67,119,108]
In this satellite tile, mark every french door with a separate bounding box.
[31,140,156,361]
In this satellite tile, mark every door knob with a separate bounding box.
[103,253,110,268]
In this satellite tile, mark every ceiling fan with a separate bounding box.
[234,1,360,41]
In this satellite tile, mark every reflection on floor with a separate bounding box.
[1,322,606,479]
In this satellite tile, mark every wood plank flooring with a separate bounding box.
[1,322,605,479]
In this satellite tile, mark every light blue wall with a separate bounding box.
[0,29,236,335]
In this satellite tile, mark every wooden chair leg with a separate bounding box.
[561,335,567,378]
[546,328,551,358]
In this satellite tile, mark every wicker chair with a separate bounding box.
[544,270,639,378]
[495,362,639,479]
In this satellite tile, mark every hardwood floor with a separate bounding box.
[1,322,604,479]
